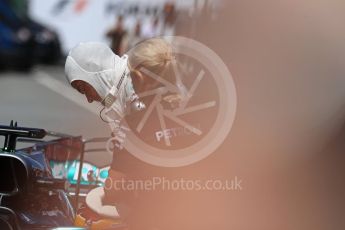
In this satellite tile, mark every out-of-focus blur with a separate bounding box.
[1,0,345,229]
[0,0,61,70]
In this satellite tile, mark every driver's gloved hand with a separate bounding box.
[107,120,130,151]
[85,186,121,219]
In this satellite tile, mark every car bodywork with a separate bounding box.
[0,121,120,229]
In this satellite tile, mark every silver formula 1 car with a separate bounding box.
[0,121,126,230]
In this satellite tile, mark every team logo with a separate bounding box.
[107,36,237,167]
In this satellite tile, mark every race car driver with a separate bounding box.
[65,37,180,227]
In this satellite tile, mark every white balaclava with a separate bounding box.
[65,42,137,117]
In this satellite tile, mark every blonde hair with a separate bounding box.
[127,37,175,84]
